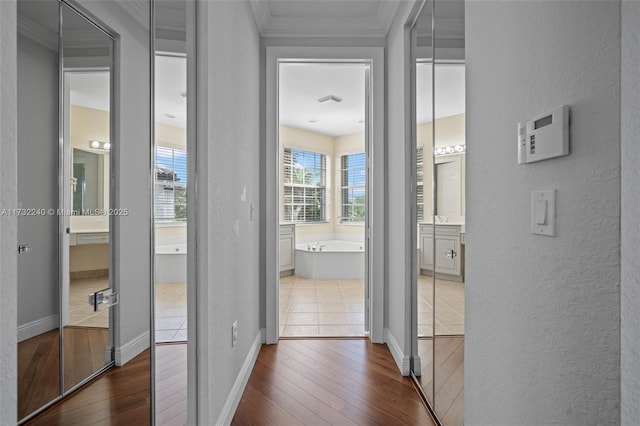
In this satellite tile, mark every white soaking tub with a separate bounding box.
[295,240,364,280]
[155,244,187,283]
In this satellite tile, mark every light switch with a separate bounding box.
[535,200,547,225]
[532,190,556,236]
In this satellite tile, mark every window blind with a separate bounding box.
[417,146,424,222]
[283,148,326,223]
[340,152,366,223]
[155,145,187,223]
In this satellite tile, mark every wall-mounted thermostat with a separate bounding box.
[518,105,570,164]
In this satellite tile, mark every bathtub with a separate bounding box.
[155,244,187,283]
[295,240,364,280]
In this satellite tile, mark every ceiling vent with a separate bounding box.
[317,95,343,104]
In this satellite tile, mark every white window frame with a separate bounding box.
[339,151,366,224]
[154,144,187,225]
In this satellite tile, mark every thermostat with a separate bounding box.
[518,105,570,164]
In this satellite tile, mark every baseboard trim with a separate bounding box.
[18,314,58,342]
[385,327,411,376]
[114,331,150,366]
[216,329,263,425]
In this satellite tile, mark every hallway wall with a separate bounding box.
[0,1,17,422]
[193,1,262,423]
[621,1,640,422]
[465,1,621,424]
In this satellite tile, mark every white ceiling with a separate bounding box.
[416,63,466,124]
[279,63,366,137]
[155,55,187,128]
[69,72,110,111]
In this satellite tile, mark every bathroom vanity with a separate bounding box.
[419,223,465,282]
[279,223,295,276]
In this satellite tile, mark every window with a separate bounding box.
[283,148,326,222]
[155,145,187,223]
[340,152,366,223]
[417,146,424,222]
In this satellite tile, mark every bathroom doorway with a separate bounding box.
[277,62,369,338]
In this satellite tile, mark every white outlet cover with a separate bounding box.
[531,189,556,237]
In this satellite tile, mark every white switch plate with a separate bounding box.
[531,189,556,237]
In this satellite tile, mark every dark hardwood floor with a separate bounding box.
[18,330,61,420]
[63,326,109,391]
[25,349,151,426]
[232,339,435,426]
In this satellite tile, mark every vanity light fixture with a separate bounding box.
[434,144,465,156]
[89,140,110,150]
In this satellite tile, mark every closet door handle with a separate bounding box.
[446,249,457,259]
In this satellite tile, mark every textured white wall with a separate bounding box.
[385,0,415,374]
[465,1,621,424]
[621,1,640,423]
[0,1,17,422]
[194,1,261,423]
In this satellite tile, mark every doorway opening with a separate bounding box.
[277,62,370,338]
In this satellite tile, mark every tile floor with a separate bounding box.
[69,275,464,340]
[417,275,465,336]
[155,282,187,343]
[279,275,367,337]
[69,277,110,328]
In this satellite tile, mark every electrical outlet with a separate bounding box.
[232,320,238,347]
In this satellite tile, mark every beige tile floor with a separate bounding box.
[68,277,110,328]
[155,282,187,343]
[418,275,465,336]
[68,278,187,342]
[279,275,367,337]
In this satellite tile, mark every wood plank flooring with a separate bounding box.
[232,339,435,426]
[63,326,109,391]
[18,330,61,420]
[25,349,151,426]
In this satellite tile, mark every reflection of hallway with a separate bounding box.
[155,282,187,342]
[418,276,465,336]
[279,275,366,337]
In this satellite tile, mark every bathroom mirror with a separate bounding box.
[72,147,109,213]
[434,153,464,217]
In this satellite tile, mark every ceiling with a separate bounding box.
[279,63,366,137]
[69,72,110,112]
[69,1,464,134]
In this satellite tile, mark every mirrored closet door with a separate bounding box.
[17,0,116,421]
[411,1,466,425]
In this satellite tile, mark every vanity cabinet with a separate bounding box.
[419,224,464,281]
[279,224,295,275]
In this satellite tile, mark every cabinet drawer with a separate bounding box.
[76,233,109,245]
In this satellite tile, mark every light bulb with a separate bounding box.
[102,142,111,150]
[91,140,100,149]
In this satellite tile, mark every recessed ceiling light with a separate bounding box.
[164,114,176,119]
[358,119,365,124]
[317,95,343,104]
[308,119,319,123]
[180,91,187,98]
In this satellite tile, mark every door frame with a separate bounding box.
[264,46,385,344]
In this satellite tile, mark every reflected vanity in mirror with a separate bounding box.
[16,0,116,422]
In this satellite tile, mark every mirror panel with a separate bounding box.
[61,1,114,392]
[16,0,61,420]
[432,0,465,424]
[413,0,435,406]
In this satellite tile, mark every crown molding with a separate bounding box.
[249,0,402,39]
[113,0,150,27]
[17,14,58,51]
